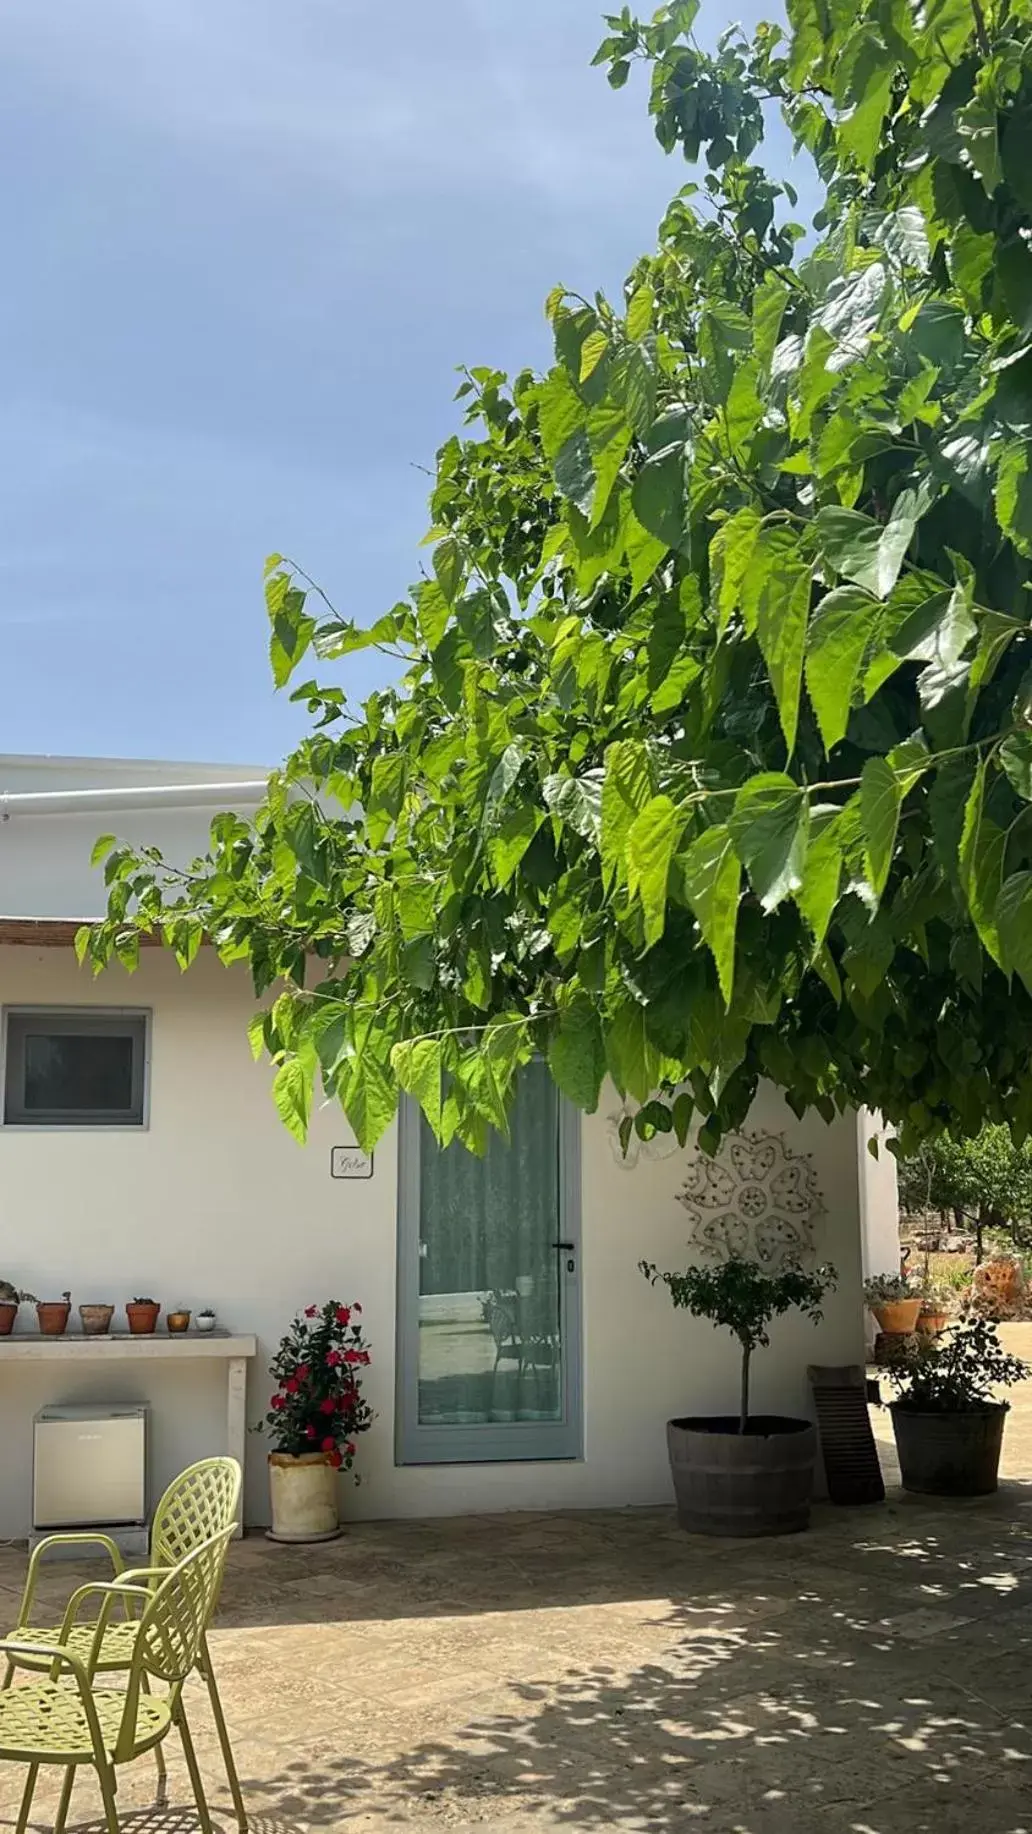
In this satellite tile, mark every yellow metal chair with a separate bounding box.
[0,1526,236,1834]
[4,1457,246,1830]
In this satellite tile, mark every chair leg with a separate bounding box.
[15,1762,38,1834]
[2,1658,14,1691]
[200,1638,248,1831]
[54,1764,75,1834]
[96,1762,121,1834]
[177,1702,214,1834]
[141,1670,168,1803]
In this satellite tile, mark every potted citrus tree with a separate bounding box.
[260,1300,373,1542]
[640,1256,835,1536]
[883,1319,1028,1496]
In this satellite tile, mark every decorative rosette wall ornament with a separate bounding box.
[677,1132,825,1271]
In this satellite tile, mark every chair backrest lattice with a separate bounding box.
[151,1457,241,1568]
[136,1528,235,1687]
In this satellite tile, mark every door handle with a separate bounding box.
[551,1241,575,1251]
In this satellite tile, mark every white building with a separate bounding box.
[0,754,897,1536]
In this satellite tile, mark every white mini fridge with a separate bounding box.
[33,1405,147,1531]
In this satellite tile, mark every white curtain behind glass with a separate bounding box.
[417,1061,561,1424]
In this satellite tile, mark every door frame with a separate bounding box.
[395,1091,583,1465]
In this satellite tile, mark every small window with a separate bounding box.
[3,1010,149,1127]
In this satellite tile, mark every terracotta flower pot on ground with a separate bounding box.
[36,1300,71,1337]
[126,1301,160,1335]
[79,1304,114,1337]
[267,1453,341,1543]
[871,1298,923,1335]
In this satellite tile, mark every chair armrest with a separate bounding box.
[15,1532,125,1629]
[57,1580,155,1674]
[0,1636,91,1688]
[117,1563,168,1587]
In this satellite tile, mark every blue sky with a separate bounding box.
[3,1,807,766]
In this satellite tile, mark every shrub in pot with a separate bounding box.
[0,1281,37,1337]
[883,1318,1028,1496]
[196,1307,217,1334]
[640,1255,836,1536]
[864,1273,922,1336]
[79,1304,115,1337]
[259,1300,373,1542]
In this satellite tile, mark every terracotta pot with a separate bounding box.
[267,1453,341,1543]
[871,1298,922,1335]
[0,1303,17,1337]
[79,1304,114,1337]
[167,1310,191,1335]
[917,1309,948,1337]
[126,1302,160,1335]
[36,1301,71,1337]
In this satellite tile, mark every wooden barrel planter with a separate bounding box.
[666,1417,817,1536]
[891,1403,1007,1496]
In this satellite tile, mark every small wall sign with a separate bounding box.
[331,1144,374,1180]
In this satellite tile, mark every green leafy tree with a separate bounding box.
[899,1125,1032,1260]
[85,1,1032,1160]
[640,1256,834,1432]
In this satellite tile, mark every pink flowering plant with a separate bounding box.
[262,1300,372,1471]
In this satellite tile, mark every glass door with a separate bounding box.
[396,1061,582,1463]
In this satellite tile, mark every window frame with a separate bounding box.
[395,1079,583,1467]
[1,1007,152,1130]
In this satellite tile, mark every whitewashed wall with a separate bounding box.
[0,944,870,1536]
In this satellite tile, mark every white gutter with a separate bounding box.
[0,781,268,817]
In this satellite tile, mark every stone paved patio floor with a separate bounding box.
[1,1333,1031,1834]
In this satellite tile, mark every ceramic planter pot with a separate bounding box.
[126,1302,160,1335]
[167,1310,191,1335]
[666,1416,818,1537]
[891,1402,1007,1496]
[36,1301,71,1337]
[79,1304,114,1337]
[267,1453,341,1543]
[0,1303,17,1337]
[916,1309,948,1337]
[196,1314,217,1334]
[871,1298,922,1334]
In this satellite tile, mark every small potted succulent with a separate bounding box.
[196,1308,217,1335]
[0,1281,37,1337]
[126,1298,161,1335]
[259,1300,373,1542]
[167,1306,191,1335]
[640,1256,836,1536]
[36,1291,72,1337]
[78,1304,115,1337]
[883,1318,1028,1495]
[864,1273,922,1336]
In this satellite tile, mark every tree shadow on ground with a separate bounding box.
[237,1488,1032,1833]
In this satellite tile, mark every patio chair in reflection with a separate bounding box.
[2,1456,247,1831]
[0,1526,236,1834]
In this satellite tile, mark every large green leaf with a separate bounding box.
[681,824,741,1004]
[605,999,660,1103]
[391,1037,444,1138]
[631,443,689,549]
[547,994,606,1112]
[814,498,920,600]
[554,431,596,517]
[795,807,844,948]
[709,507,762,635]
[272,1057,311,1145]
[996,872,1032,994]
[627,795,682,946]
[601,740,653,886]
[805,586,879,750]
[996,440,1032,556]
[756,554,812,757]
[1000,734,1032,801]
[959,765,1005,965]
[860,757,901,900]
[489,805,546,888]
[730,774,809,911]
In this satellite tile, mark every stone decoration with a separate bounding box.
[676,1131,825,1270]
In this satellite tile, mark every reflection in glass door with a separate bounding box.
[396,1061,582,1463]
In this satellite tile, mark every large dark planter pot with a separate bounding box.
[666,1416,818,1537]
[890,1402,1007,1497]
